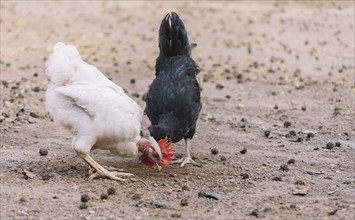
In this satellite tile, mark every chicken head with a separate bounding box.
[138,138,175,170]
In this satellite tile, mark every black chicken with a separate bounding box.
[145,12,201,167]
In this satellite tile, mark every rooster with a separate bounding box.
[45,42,174,181]
[145,12,202,167]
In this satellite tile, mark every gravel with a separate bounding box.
[39,148,48,156]
[100,193,108,200]
[180,198,188,206]
[280,164,289,171]
[80,194,90,203]
[240,147,247,154]
[326,142,335,149]
[284,121,292,128]
[107,187,116,195]
[264,130,271,137]
[211,148,219,155]
[287,159,296,164]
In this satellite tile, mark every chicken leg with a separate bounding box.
[78,153,133,181]
[172,138,201,167]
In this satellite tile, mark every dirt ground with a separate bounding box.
[1,1,354,219]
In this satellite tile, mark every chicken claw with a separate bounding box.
[173,156,201,167]
[172,138,201,167]
[89,170,133,181]
[106,166,125,172]
[79,153,133,181]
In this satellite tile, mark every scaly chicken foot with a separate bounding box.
[78,153,133,181]
[173,156,201,167]
[172,138,201,167]
[88,166,125,175]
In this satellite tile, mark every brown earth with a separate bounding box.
[1,1,354,219]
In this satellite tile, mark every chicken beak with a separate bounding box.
[155,162,162,172]
[147,135,162,159]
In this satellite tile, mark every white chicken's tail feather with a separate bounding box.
[46,42,82,86]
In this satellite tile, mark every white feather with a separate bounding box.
[46,42,142,157]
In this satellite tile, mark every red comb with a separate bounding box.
[138,139,175,168]
[157,139,175,167]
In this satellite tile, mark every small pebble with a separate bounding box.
[326,142,334,149]
[198,192,226,200]
[151,199,164,208]
[240,147,247,154]
[289,130,296,136]
[307,133,315,138]
[335,142,341,147]
[295,180,305,185]
[250,209,259,217]
[241,173,249,179]
[216,83,224,90]
[100,193,108,200]
[287,159,296,164]
[130,78,136,84]
[29,112,39,118]
[280,164,289,171]
[33,86,40,92]
[171,213,181,218]
[81,194,90,203]
[334,107,341,116]
[107,187,116,195]
[264,130,270,137]
[328,209,338,216]
[236,74,243,82]
[39,148,48,156]
[180,198,188,206]
[220,156,227,161]
[284,121,292,128]
[272,176,282,181]
[211,148,219,155]
[290,204,297,209]
[301,106,307,111]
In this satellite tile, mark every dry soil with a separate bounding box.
[0,1,354,219]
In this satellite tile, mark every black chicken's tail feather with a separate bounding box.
[158,12,196,58]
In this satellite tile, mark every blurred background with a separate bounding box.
[1,1,353,82]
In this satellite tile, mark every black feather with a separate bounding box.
[145,12,201,143]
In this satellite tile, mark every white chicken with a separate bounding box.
[45,42,174,181]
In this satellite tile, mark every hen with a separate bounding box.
[45,42,174,181]
[145,12,202,167]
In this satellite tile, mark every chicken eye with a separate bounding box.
[153,152,159,158]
